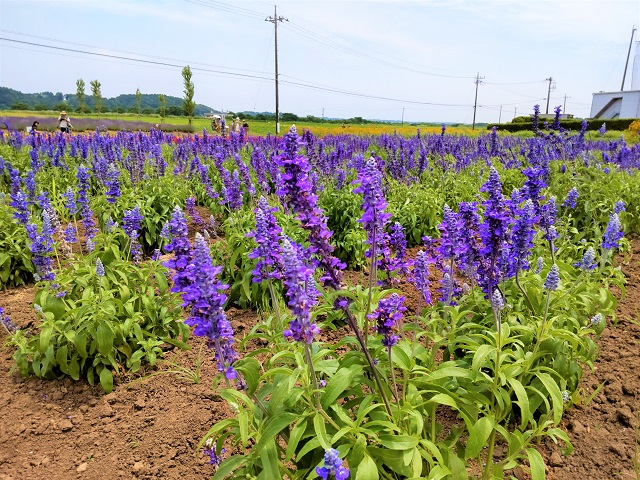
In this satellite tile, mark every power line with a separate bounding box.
[0,36,473,108]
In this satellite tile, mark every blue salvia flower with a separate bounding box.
[509,199,536,276]
[602,213,623,250]
[77,165,98,250]
[104,164,121,204]
[614,201,626,214]
[105,216,117,233]
[388,222,409,276]
[26,210,55,282]
[277,126,344,289]
[24,170,37,202]
[123,205,144,262]
[535,257,544,274]
[599,123,607,136]
[281,236,320,344]
[562,188,579,209]
[544,264,560,291]
[589,313,603,327]
[247,196,283,282]
[411,250,432,305]
[540,196,559,242]
[437,204,460,260]
[0,306,18,333]
[203,438,225,466]
[353,156,392,273]
[96,258,105,277]
[316,448,350,480]
[478,166,510,295]
[368,293,406,347]
[183,233,237,379]
[491,289,504,311]
[62,186,78,217]
[574,247,597,271]
[63,223,77,244]
[163,206,194,295]
[9,189,30,225]
[185,197,205,230]
[551,105,562,130]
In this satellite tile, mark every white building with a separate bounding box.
[590,41,640,119]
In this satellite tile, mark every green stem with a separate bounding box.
[344,309,393,417]
[267,281,281,331]
[515,271,534,313]
[483,430,497,480]
[484,326,503,479]
[364,226,378,348]
[304,344,322,411]
[388,347,400,406]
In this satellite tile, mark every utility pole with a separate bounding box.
[266,6,287,134]
[621,26,637,91]
[563,94,571,114]
[322,107,324,120]
[472,72,484,130]
[514,106,517,119]
[545,77,554,114]
[401,107,405,126]
[498,105,502,124]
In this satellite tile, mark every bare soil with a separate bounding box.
[0,242,638,480]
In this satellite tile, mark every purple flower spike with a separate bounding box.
[614,201,626,214]
[574,247,597,271]
[203,438,225,466]
[183,233,237,379]
[562,188,579,209]
[544,264,560,291]
[163,206,194,294]
[0,307,18,334]
[411,250,431,305]
[96,258,105,277]
[281,237,320,344]
[602,213,623,250]
[368,293,406,347]
[247,196,283,282]
[316,448,350,480]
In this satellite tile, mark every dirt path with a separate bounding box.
[0,243,638,480]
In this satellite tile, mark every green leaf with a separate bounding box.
[378,435,419,450]
[526,448,546,480]
[211,456,248,480]
[507,377,531,430]
[321,365,362,409]
[537,372,563,425]
[99,368,113,393]
[355,454,379,480]
[465,416,493,459]
[96,322,115,356]
[314,413,331,450]
[285,418,308,461]
[254,412,299,454]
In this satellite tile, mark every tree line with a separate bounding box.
[1,66,203,123]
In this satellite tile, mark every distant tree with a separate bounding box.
[11,102,29,110]
[181,65,195,126]
[281,112,299,121]
[90,80,102,118]
[135,88,142,120]
[34,104,48,111]
[166,105,182,116]
[158,94,166,123]
[76,79,87,114]
[142,107,153,115]
[53,102,68,112]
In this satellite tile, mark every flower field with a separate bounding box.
[0,118,639,479]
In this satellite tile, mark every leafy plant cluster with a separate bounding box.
[9,234,189,392]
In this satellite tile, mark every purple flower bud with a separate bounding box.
[316,448,350,480]
[544,264,560,291]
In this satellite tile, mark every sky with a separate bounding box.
[1,0,640,124]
